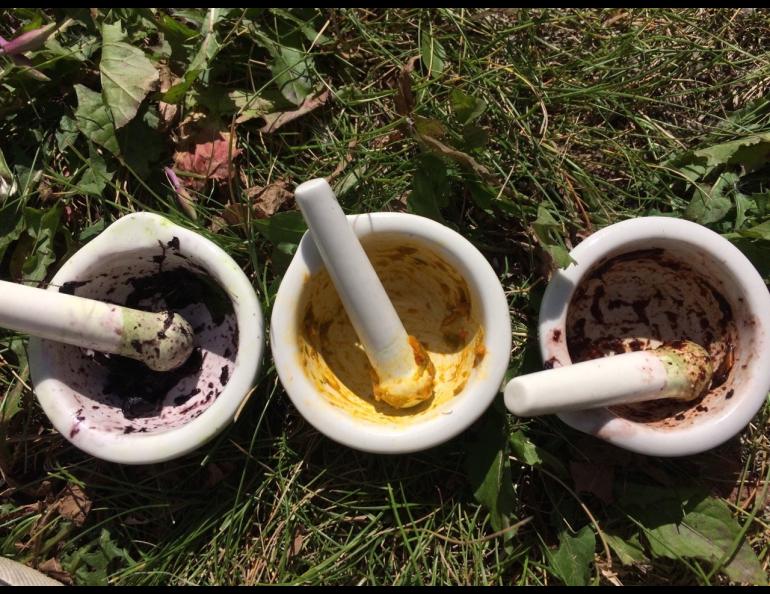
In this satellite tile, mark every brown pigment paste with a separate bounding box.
[297,237,486,425]
[566,248,737,427]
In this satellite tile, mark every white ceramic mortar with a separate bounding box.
[537,217,770,456]
[27,212,264,464]
[271,212,512,454]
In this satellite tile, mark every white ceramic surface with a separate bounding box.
[28,212,264,464]
[537,217,770,457]
[271,212,512,454]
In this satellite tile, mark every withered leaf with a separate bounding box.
[394,55,420,117]
[173,118,241,191]
[248,180,293,218]
[157,63,180,132]
[37,558,73,585]
[416,132,497,184]
[259,89,331,134]
[57,483,92,527]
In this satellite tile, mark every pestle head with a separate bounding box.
[655,340,713,401]
[371,336,436,409]
[120,310,196,372]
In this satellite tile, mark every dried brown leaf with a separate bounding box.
[416,133,498,184]
[259,89,331,134]
[37,558,72,585]
[157,63,179,132]
[394,55,420,117]
[56,483,92,527]
[173,118,241,191]
[248,180,293,218]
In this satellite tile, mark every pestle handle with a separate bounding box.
[0,279,194,372]
[294,178,417,381]
[504,342,713,417]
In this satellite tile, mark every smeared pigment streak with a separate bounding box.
[566,249,737,427]
[298,237,486,425]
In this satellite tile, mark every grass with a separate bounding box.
[1,8,770,585]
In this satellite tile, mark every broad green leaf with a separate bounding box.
[734,192,754,229]
[533,205,574,268]
[408,153,449,222]
[420,28,446,77]
[17,205,62,282]
[156,13,198,44]
[73,84,119,155]
[413,115,446,139]
[252,210,307,246]
[462,124,488,150]
[547,525,596,586]
[450,89,487,125]
[642,496,766,585]
[620,486,766,585]
[509,429,544,466]
[228,90,276,123]
[116,106,163,179]
[99,22,159,129]
[604,532,648,566]
[252,28,314,105]
[77,144,113,197]
[56,115,80,152]
[268,44,314,105]
[685,171,738,225]
[694,132,770,173]
[465,408,515,534]
[188,8,222,82]
[0,202,25,262]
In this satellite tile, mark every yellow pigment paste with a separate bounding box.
[297,236,486,425]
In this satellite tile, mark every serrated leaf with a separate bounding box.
[643,497,766,584]
[620,486,766,585]
[73,84,119,154]
[420,28,446,77]
[465,409,515,534]
[548,525,596,586]
[685,171,738,225]
[694,132,770,173]
[99,22,159,129]
[408,153,449,222]
[450,89,487,125]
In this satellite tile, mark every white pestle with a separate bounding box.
[504,340,713,417]
[0,279,194,372]
[294,178,435,409]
